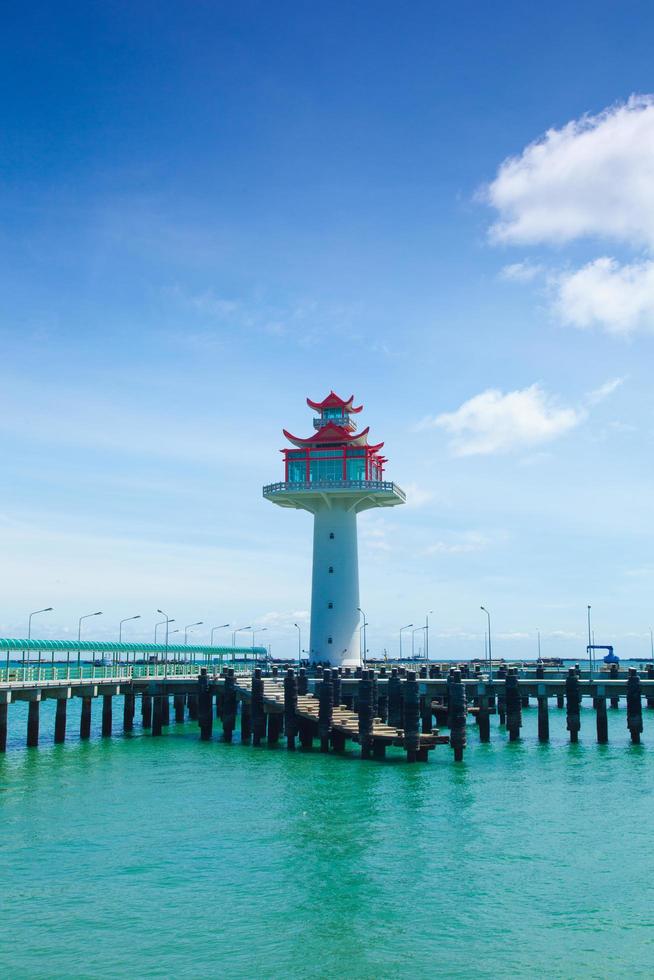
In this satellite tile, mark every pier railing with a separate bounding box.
[0,662,257,685]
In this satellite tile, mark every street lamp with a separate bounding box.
[157,609,173,677]
[412,626,424,659]
[537,629,542,660]
[252,628,267,668]
[425,610,433,661]
[119,614,141,669]
[480,606,492,680]
[232,626,251,664]
[587,604,593,679]
[26,606,53,668]
[155,616,174,644]
[185,621,203,645]
[294,623,301,669]
[399,623,413,660]
[211,624,230,646]
[357,607,367,667]
[78,611,103,669]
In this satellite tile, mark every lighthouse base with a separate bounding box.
[309,504,361,667]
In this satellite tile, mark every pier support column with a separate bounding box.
[152,695,163,736]
[421,695,433,735]
[284,669,298,751]
[537,686,549,743]
[54,698,67,744]
[448,670,467,762]
[477,693,490,743]
[565,668,581,743]
[596,694,608,744]
[403,671,421,762]
[198,670,213,741]
[496,665,507,724]
[123,691,135,733]
[267,712,280,744]
[141,694,152,729]
[161,695,170,726]
[222,671,237,743]
[318,669,333,753]
[173,694,185,723]
[358,672,374,759]
[251,670,265,747]
[610,663,620,708]
[102,695,112,737]
[27,700,40,747]
[0,701,7,752]
[241,701,252,744]
[187,693,198,720]
[80,696,92,739]
[627,668,643,744]
[556,690,564,709]
[505,670,522,741]
[387,668,402,728]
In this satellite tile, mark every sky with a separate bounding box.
[2,0,654,660]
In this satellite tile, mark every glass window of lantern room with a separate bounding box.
[288,454,306,483]
[309,452,341,482]
[346,453,365,481]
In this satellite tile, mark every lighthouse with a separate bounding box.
[263,392,405,666]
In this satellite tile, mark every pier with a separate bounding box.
[1,640,652,762]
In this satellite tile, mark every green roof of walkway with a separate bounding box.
[0,638,267,655]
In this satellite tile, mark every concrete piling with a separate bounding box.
[565,668,581,743]
[318,668,333,753]
[626,668,643,744]
[27,700,39,747]
[0,701,7,752]
[505,670,522,742]
[496,664,507,724]
[387,668,402,727]
[174,694,185,723]
[448,669,467,762]
[357,671,374,759]
[251,670,266,746]
[152,695,163,736]
[610,663,619,708]
[54,698,67,744]
[222,671,237,743]
[101,695,112,737]
[403,671,421,763]
[187,693,198,720]
[477,691,490,743]
[241,701,252,744]
[596,693,608,744]
[141,694,152,729]
[284,668,298,751]
[161,695,170,726]
[80,696,92,739]
[537,688,549,743]
[198,670,213,741]
[123,690,135,733]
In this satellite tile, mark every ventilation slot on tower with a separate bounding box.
[328,566,333,574]
[329,532,334,539]
[328,637,333,644]
[328,601,333,609]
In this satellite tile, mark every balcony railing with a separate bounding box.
[263,480,406,502]
[313,416,356,431]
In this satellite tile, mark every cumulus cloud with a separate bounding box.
[552,257,654,334]
[485,95,654,248]
[422,384,583,456]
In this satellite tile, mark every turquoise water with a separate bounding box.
[2,698,653,978]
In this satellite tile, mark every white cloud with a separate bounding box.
[401,482,435,508]
[586,376,626,405]
[500,261,544,282]
[426,532,489,555]
[553,257,654,334]
[485,95,654,248]
[423,384,583,456]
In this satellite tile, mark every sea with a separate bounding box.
[1,681,653,978]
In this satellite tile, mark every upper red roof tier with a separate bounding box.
[306,392,363,414]
[282,422,383,450]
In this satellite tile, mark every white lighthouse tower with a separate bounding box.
[263,392,405,667]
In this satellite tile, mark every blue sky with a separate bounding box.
[2,1,654,659]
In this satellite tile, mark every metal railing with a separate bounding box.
[263,480,406,501]
[0,657,265,686]
[313,417,356,431]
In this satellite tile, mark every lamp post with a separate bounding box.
[232,626,251,664]
[157,609,173,678]
[209,623,229,669]
[537,629,541,660]
[587,604,593,679]
[78,611,102,670]
[480,606,492,680]
[294,623,301,670]
[357,607,367,666]
[252,628,267,669]
[26,606,53,668]
[155,617,174,646]
[119,614,141,670]
[399,623,413,661]
[412,626,424,659]
[425,610,433,661]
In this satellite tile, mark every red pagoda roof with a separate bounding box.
[306,392,363,414]
[282,422,383,450]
